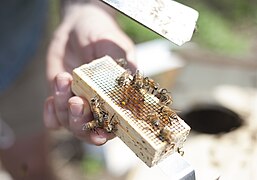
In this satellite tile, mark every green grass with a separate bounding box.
[81,155,104,176]
[117,2,252,56]
[192,4,250,56]
[117,13,162,44]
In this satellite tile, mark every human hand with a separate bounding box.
[44,3,135,145]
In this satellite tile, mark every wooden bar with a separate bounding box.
[71,56,190,167]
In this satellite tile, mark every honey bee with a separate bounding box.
[159,106,178,123]
[160,96,172,106]
[168,112,178,123]
[91,106,101,121]
[116,58,127,68]
[159,105,171,115]
[82,120,99,132]
[159,126,176,143]
[87,96,117,133]
[99,111,108,125]
[101,111,108,121]
[177,148,185,156]
[155,88,168,98]
[103,114,117,133]
[116,70,131,86]
[131,70,144,90]
[148,112,160,127]
[142,77,151,91]
[90,96,108,127]
[104,123,114,133]
[90,96,101,108]
[143,77,159,94]
[155,88,173,106]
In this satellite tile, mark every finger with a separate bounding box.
[43,96,61,129]
[70,12,136,63]
[68,96,92,137]
[68,96,116,145]
[46,24,71,91]
[91,32,137,72]
[92,32,133,58]
[89,128,116,146]
[124,46,137,72]
[53,72,73,128]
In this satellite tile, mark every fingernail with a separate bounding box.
[56,76,70,92]
[94,135,107,145]
[70,103,83,117]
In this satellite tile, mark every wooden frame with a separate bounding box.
[71,56,190,167]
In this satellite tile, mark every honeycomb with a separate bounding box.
[72,56,190,167]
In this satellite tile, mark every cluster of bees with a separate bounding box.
[83,58,179,146]
[82,59,128,133]
[116,69,179,144]
[82,95,116,133]
[116,70,172,106]
[148,105,179,144]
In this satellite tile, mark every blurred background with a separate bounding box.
[2,0,256,180]
[116,1,257,179]
[52,1,257,180]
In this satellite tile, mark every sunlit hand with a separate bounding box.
[43,3,135,145]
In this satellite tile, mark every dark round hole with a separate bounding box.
[180,104,243,134]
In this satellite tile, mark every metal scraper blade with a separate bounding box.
[101,0,199,46]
